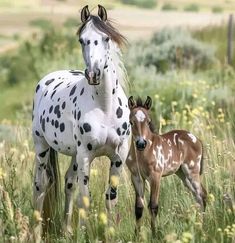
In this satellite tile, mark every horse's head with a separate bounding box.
[77,5,126,85]
[128,96,153,151]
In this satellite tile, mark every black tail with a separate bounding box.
[42,147,61,235]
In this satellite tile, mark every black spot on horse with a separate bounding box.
[54,105,61,119]
[118,97,122,106]
[77,110,81,120]
[106,187,117,200]
[84,176,89,185]
[70,85,77,96]
[80,127,84,135]
[69,70,83,76]
[112,89,115,94]
[104,64,108,69]
[67,183,73,189]
[73,96,77,103]
[87,143,92,151]
[42,118,45,132]
[39,149,49,158]
[122,122,127,130]
[60,123,65,132]
[43,110,45,115]
[116,107,123,118]
[35,130,40,136]
[54,132,57,137]
[80,88,84,96]
[115,161,122,167]
[49,105,53,113]
[51,119,54,126]
[73,163,78,171]
[83,123,91,132]
[53,82,63,90]
[55,120,59,128]
[74,134,77,140]
[51,90,56,99]
[46,117,49,122]
[116,128,121,136]
[74,110,77,120]
[62,102,66,109]
[36,84,40,93]
[126,129,130,135]
[53,140,58,145]
[44,91,48,97]
[77,140,81,146]
[45,79,55,86]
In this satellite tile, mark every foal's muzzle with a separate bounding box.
[85,68,101,85]
[136,138,147,151]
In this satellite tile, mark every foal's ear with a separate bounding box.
[144,96,152,110]
[98,4,107,21]
[81,5,90,23]
[128,96,136,109]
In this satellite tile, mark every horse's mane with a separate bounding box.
[135,97,156,133]
[77,15,129,92]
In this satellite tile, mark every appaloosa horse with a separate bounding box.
[32,5,130,234]
[126,96,207,235]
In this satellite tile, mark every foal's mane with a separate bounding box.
[135,97,156,133]
[77,15,127,47]
[77,15,129,92]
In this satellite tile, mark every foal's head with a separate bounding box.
[77,5,126,85]
[128,96,153,151]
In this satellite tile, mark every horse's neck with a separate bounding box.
[94,56,118,116]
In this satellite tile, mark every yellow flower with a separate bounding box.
[172,101,178,106]
[79,208,87,219]
[160,118,166,126]
[99,212,108,225]
[82,196,90,208]
[33,210,42,222]
[154,94,159,99]
[208,193,215,203]
[182,232,193,242]
[110,175,119,188]
[107,226,115,236]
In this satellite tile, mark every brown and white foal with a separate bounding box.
[126,96,207,235]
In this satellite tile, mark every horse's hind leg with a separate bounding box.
[64,156,77,234]
[176,165,207,211]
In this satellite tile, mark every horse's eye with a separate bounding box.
[105,37,110,42]
[79,39,84,45]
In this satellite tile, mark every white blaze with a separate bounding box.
[135,110,146,122]
[188,133,197,143]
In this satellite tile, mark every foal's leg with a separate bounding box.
[176,165,207,211]
[64,156,78,234]
[105,140,129,211]
[131,174,145,233]
[148,172,161,236]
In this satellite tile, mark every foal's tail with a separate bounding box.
[43,147,61,234]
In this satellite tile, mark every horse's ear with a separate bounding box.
[128,96,136,109]
[81,5,90,23]
[144,96,152,110]
[98,4,107,21]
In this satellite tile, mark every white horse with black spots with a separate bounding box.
[32,5,130,235]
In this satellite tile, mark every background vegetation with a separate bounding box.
[0,1,234,242]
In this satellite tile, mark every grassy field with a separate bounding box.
[0,2,235,242]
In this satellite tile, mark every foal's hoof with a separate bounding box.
[105,198,118,211]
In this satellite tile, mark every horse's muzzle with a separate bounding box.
[136,139,147,151]
[85,69,100,85]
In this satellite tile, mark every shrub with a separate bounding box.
[120,0,157,9]
[212,6,223,13]
[29,18,53,30]
[126,28,216,73]
[161,3,177,11]
[183,3,199,12]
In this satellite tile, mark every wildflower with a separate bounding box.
[208,193,215,203]
[20,154,25,162]
[217,228,222,232]
[160,118,166,126]
[99,212,108,225]
[182,232,193,242]
[82,196,90,208]
[33,210,42,222]
[172,101,178,106]
[154,94,159,99]
[79,208,87,219]
[90,168,98,176]
[107,226,115,236]
[110,175,119,188]
[0,167,6,179]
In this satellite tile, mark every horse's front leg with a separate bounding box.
[76,152,91,225]
[131,174,145,234]
[106,140,129,211]
[148,172,161,237]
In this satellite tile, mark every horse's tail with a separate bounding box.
[200,141,204,175]
[43,147,61,234]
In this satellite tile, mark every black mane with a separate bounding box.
[77,15,127,46]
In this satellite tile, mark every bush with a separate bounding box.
[212,6,223,13]
[120,0,157,9]
[183,3,199,12]
[161,3,177,11]
[126,28,216,73]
